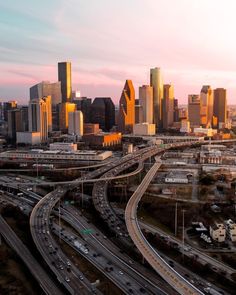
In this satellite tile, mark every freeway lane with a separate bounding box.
[30,188,101,295]
[0,215,63,295]
[125,161,204,295]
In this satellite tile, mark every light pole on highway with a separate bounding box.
[182,209,186,263]
[175,202,178,236]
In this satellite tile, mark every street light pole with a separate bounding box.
[175,202,178,236]
[182,209,186,263]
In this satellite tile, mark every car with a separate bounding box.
[67,261,71,266]
[65,277,70,282]
[79,275,83,280]
[59,265,64,270]
[118,270,123,275]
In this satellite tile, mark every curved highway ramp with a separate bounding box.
[125,161,204,295]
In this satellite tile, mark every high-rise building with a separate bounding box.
[58,62,72,102]
[59,102,76,131]
[28,97,50,142]
[30,81,61,105]
[162,84,174,129]
[73,97,92,123]
[68,110,83,136]
[174,99,179,122]
[213,88,227,129]
[135,104,144,124]
[139,85,153,124]
[7,109,21,140]
[118,80,135,134]
[90,97,115,131]
[188,95,201,128]
[3,101,17,122]
[72,90,81,100]
[200,85,213,128]
[150,67,163,129]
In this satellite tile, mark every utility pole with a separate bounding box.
[175,202,178,236]
[59,198,61,243]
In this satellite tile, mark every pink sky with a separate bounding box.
[1,0,236,104]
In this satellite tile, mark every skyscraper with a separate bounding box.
[162,84,174,129]
[59,102,76,131]
[213,88,227,129]
[58,62,72,102]
[28,97,50,142]
[90,97,115,131]
[73,97,92,123]
[68,110,83,136]
[30,81,61,105]
[188,94,201,128]
[3,101,17,122]
[139,85,153,124]
[173,99,179,122]
[200,85,213,128]
[118,80,135,134]
[150,67,163,129]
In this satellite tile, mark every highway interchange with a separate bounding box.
[0,140,236,294]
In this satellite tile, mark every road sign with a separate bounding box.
[81,229,93,235]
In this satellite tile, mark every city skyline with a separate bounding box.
[2,0,236,104]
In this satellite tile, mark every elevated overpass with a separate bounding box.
[125,160,204,295]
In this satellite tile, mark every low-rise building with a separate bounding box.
[16,132,41,145]
[225,219,236,242]
[209,223,226,242]
[49,142,77,152]
[164,171,190,184]
[133,123,156,136]
[0,149,112,162]
[83,132,122,147]
[193,127,217,137]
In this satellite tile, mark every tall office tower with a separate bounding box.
[28,97,50,142]
[135,104,144,124]
[162,84,174,129]
[7,109,21,140]
[68,110,83,136]
[7,106,28,141]
[58,62,72,102]
[213,88,227,129]
[150,67,163,129]
[90,97,115,131]
[174,99,179,122]
[3,101,17,122]
[188,95,201,128]
[30,81,62,105]
[73,97,92,123]
[200,85,213,128]
[139,85,153,124]
[59,102,76,131]
[118,80,135,134]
